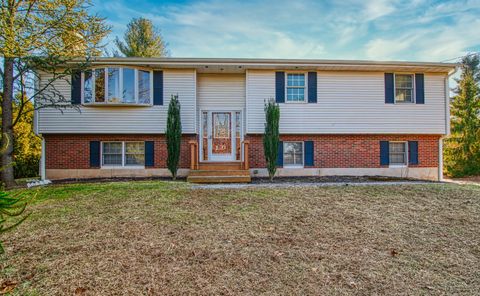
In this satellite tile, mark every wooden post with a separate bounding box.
[242,140,250,170]
[188,140,197,170]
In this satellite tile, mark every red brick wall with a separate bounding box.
[246,134,440,168]
[44,134,196,169]
[45,134,440,170]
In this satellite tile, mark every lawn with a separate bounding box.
[1,181,479,295]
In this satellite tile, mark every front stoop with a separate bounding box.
[187,162,251,183]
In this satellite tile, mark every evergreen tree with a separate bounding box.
[115,17,169,57]
[263,99,280,180]
[166,95,182,180]
[444,54,480,177]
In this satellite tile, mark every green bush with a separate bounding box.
[13,154,40,179]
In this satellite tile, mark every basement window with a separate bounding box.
[284,141,304,167]
[82,67,152,105]
[102,141,145,167]
[389,142,407,166]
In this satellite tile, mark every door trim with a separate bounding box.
[199,108,243,162]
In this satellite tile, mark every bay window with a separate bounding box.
[82,67,152,105]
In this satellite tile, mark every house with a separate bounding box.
[34,58,457,183]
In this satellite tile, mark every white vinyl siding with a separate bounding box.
[246,70,447,134]
[197,73,246,133]
[36,69,196,134]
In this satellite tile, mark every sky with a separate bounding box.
[92,0,480,62]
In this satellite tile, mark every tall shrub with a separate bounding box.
[166,95,182,180]
[263,99,280,180]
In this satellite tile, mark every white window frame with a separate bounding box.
[285,72,308,103]
[389,141,408,167]
[101,141,145,168]
[81,67,153,106]
[283,141,305,168]
[394,73,415,104]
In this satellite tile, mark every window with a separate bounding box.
[83,70,93,103]
[94,68,105,102]
[125,142,145,166]
[395,74,414,103]
[102,142,123,166]
[286,73,306,102]
[102,141,145,167]
[107,68,120,103]
[82,67,152,105]
[284,142,304,167]
[389,142,407,166]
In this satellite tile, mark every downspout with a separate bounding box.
[33,70,46,180]
[40,137,46,181]
[439,66,459,181]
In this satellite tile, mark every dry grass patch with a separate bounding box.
[1,182,479,295]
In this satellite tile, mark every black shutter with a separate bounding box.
[384,73,394,104]
[89,141,100,168]
[380,141,389,165]
[71,70,81,105]
[415,73,425,104]
[145,141,154,167]
[275,72,285,103]
[304,140,314,166]
[153,70,163,105]
[408,141,419,165]
[308,72,317,103]
[276,141,284,167]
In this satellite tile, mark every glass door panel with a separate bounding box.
[211,112,232,155]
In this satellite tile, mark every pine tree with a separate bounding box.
[263,99,280,180]
[444,55,480,177]
[166,95,182,180]
[115,18,169,57]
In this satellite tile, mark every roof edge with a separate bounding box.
[83,57,457,68]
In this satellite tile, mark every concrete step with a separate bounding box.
[189,170,250,177]
[198,162,243,171]
[187,175,252,184]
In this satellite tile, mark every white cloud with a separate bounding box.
[94,0,480,61]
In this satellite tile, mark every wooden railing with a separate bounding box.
[189,139,249,171]
[242,140,250,170]
[189,140,199,170]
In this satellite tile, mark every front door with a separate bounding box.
[201,111,241,162]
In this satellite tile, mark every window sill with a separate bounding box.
[83,103,152,107]
[100,166,146,169]
[389,165,408,168]
[393,101,415,104]
[283,165,305,169]
[284,101,308,104]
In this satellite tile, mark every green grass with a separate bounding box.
[1,181,479,295]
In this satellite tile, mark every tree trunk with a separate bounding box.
[1,58,16,188]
